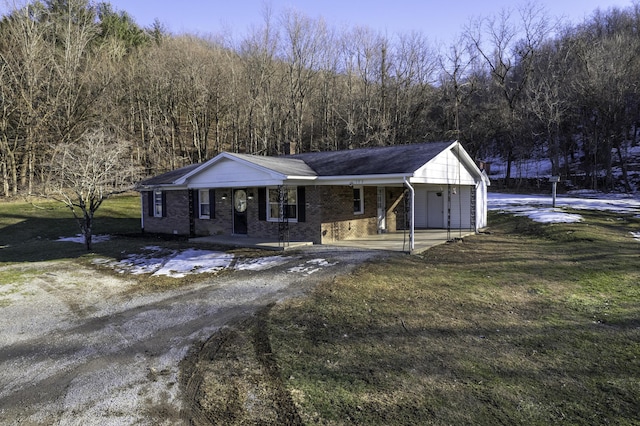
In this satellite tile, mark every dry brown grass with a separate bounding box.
[266,211,640,425]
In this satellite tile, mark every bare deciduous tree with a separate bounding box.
[466,3,552,183]
[47,128,141,250]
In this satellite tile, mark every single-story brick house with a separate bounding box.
[136,141,489,250]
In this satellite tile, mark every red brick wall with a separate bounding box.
[194,193,233,236]
[141,185,408,243]
[142,190,190,235]
[247,186,323,244]
[319,186,377,243]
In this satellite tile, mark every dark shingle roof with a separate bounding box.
[138,163,201,186]
[227,153,316,176]
[288,141,453,176]
[137,141,456,187]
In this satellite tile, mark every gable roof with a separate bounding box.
[225,152,316,177]
[137,140,485,189]
[138,163,201,186]
[288,141,453,176]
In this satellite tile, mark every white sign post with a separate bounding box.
[550,176,560,208]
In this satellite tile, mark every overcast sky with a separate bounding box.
[103,0,635,44]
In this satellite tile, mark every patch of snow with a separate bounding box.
[153,249,233,278]
[488,192,640,224]
[288,258,338,275]
[57,234,111,244]
[125,255,171,275]
[525,209,583,224]
[235,255,292,271]
[102,247,233,278]
[631,232,640,242]
[487,156,553,180]
[92,247,339,279]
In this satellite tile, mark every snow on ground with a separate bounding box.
[235,255,292,271]
[488,192,640,224]
[69,190,640,278]
[287,258,339,275]
[57,234,111,243]
[91,247,321,278]
[152,249,234,278]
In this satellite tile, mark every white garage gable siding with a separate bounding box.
[413,149,476,185]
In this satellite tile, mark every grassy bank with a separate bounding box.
[0,195,142,264]
[264,211,640,425]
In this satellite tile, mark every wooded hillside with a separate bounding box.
[1,0,639,196]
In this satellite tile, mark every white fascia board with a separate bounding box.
[282,176,319,186]
[315,174,410,186]
[449,141,484,180]
[481,169,491,186]
[408,176,476,185]
[189,175,314,189]
[136,184,189,191]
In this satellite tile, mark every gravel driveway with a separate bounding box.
[0,247,381,425]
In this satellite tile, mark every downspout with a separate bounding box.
[474,181,480,233]
[403,177,414,253]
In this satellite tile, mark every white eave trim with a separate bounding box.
[188,179,285,189]
[136,184,189,191]
[314,173,410,186]
[173,152,290,185]
[448,140,485,180]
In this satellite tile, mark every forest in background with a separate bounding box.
[1,0,639,197]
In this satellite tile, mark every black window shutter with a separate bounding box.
[209,189,216,219]
[147,191,154,216]
[191,189,198,218]
[258,187,266,221]
[161,191,167,217]
[297,186,306,222]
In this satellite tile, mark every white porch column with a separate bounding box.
[404,177,415,252]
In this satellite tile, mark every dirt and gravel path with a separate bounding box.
[0,247,382,425]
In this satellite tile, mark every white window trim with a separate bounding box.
[198,189,210,219]
[353,186,364,215]
[153,190,163,218]
[266,186,298,222]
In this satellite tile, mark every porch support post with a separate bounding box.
[404,177,415,252]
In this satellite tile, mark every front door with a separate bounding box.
[233,188,248,234]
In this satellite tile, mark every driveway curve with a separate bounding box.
[0,247,383,425]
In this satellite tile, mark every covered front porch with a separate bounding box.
[190,229,474,254]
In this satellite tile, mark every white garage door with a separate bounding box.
[415,189,445,228]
